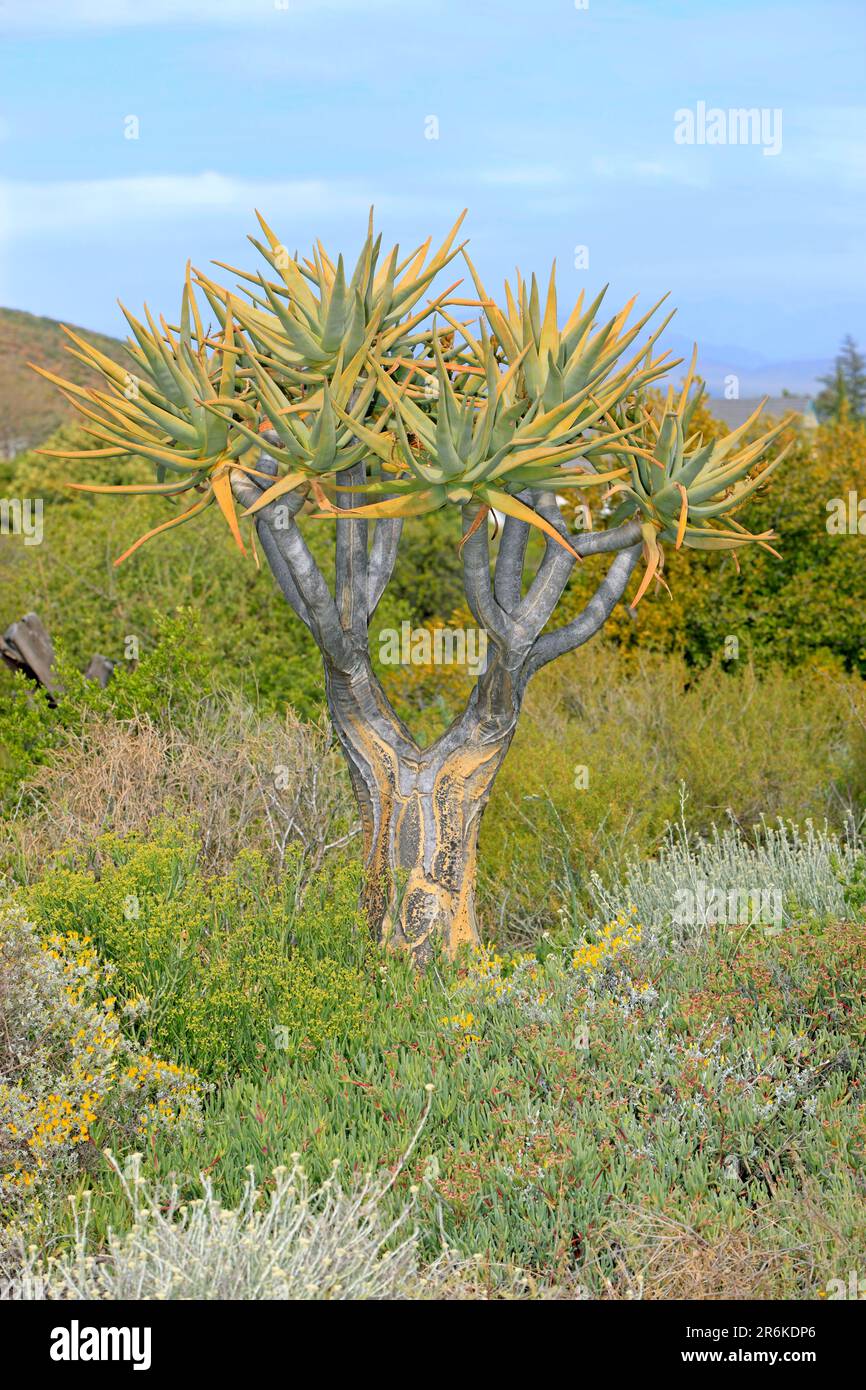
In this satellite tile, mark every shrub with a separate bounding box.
[584,806,864,945]
[1,425,326,718]
[0,900,203,1255]
[12,1147,548,1302]
[0,675,56,814]
[18,1155,429,1300]
[480,645,866,942]
[0,609,221,813]
[559,415,866,677]
[2,695,357,886]
[22,828,374,1078]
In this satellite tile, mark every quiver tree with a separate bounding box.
[36,211,792,964]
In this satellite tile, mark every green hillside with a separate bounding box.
[0,306,129,457]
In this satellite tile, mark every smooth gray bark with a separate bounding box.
[231,457,642,961]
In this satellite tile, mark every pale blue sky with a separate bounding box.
[1,0,863,376]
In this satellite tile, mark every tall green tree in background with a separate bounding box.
[37,212,791,965]
[815,334,866,422]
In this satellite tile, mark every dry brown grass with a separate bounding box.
[587,1173,866,1300]
[1,697,358,887]
[593,1208,799,1300]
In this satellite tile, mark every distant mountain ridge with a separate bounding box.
[696,359,828,399]
[660,333,830,399]
[0,306,832,461]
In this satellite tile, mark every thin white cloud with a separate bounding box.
[477,165,565,188]
[0,173,434,238]
[0,0,392,30]
[590,155,710,189]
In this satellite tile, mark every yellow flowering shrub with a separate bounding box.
[0,900,203,1225]
[442,909,645,1048]
[439,1012,482,1051]
[570,909,642,976]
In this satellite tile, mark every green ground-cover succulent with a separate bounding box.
[12,818,862,1297]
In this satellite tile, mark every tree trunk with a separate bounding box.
[325,656,519,965]
[230,455,642,968]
